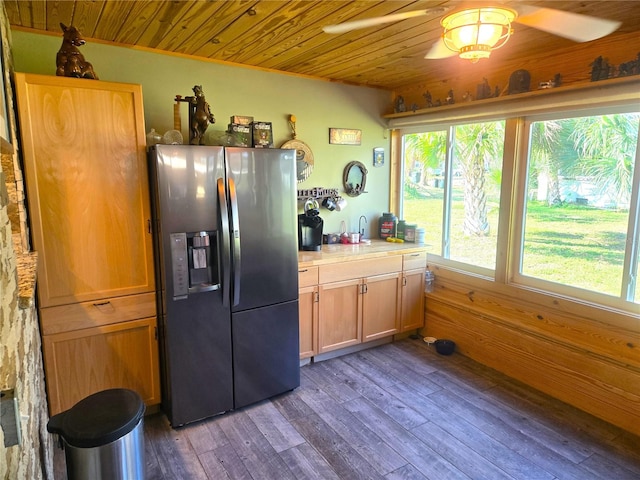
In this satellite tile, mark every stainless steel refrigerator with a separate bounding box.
[148,144,300,427]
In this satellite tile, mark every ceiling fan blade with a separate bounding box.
[323,7,448,34]
[514,5,621,43]
[424,38,456,60]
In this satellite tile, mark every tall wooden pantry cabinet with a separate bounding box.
[14,73,160,415]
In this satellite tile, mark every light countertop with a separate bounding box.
[298,240,427,268]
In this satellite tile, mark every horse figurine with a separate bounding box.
[56,23,99,80]
[188,85,215,145]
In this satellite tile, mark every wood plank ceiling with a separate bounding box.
[5,1,640,92]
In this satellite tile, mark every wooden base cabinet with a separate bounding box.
[299,249,426,359]
[38,291,161,415]
[400,269,425,332]
[298,267,319,358]
[317,256,403,354]
[400,253,427,332]
[15,73,159,415]
[299,285,318,359]
[362,273,402,341]
[318,279,362,353]
[42,317,161,415]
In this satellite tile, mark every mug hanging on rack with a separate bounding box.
[322,197,336,211]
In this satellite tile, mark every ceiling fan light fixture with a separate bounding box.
[441,7,516,63]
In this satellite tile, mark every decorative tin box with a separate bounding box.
[252,122,274,148]
[227,123,251,147]
[230,115,253,126]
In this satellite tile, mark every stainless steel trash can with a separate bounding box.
[47,388,145,480]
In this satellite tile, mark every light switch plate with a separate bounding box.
[1,389,22,447]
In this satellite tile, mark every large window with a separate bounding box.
[402,120,505,273]
[517,111,640,304]
[399,104,640,311]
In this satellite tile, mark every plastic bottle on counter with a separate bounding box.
[378,212,397,239]
[397,220,406,240]
[404,223,417,242]
[416,227,426,245]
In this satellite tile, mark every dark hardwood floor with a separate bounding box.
[54,338,640,479]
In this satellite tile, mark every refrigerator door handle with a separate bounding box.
[217,178,232,308]
[228,177,241,306]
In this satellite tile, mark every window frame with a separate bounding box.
[392,80,640,314]
[400,118,508,278]
[510,106,640,310]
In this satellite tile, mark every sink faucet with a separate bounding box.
[359,215,367,238]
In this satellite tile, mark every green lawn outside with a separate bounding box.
[403,185,637,302]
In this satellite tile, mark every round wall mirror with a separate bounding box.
[343,161,368,197]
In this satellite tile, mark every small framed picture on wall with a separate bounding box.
[373,147,384,167]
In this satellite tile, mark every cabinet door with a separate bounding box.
[15,73,154,308]
[400,269,425,332]
[362,273,401,342]
[318,279,362,353]
[42,317,161,415]
[299,285,318,359]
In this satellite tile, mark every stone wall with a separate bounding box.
[1,147,53,480]
[0,1,54,478]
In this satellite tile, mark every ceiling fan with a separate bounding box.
[322,4,621,62]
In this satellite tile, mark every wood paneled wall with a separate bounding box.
[395,28,640,437]
[396,31,640,113]
[422,268,640,437]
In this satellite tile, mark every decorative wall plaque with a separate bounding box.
[329,128,361,145]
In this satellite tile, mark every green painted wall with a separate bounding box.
[10,29,394,237]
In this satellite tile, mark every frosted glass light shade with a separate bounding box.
[441,7,516,62]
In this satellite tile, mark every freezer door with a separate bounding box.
[162,290,233,426]
[225,147,299,311]
[232,300,300,409]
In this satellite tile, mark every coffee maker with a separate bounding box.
[298,199,323,251]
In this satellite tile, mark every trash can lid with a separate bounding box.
[47,388,145,448]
